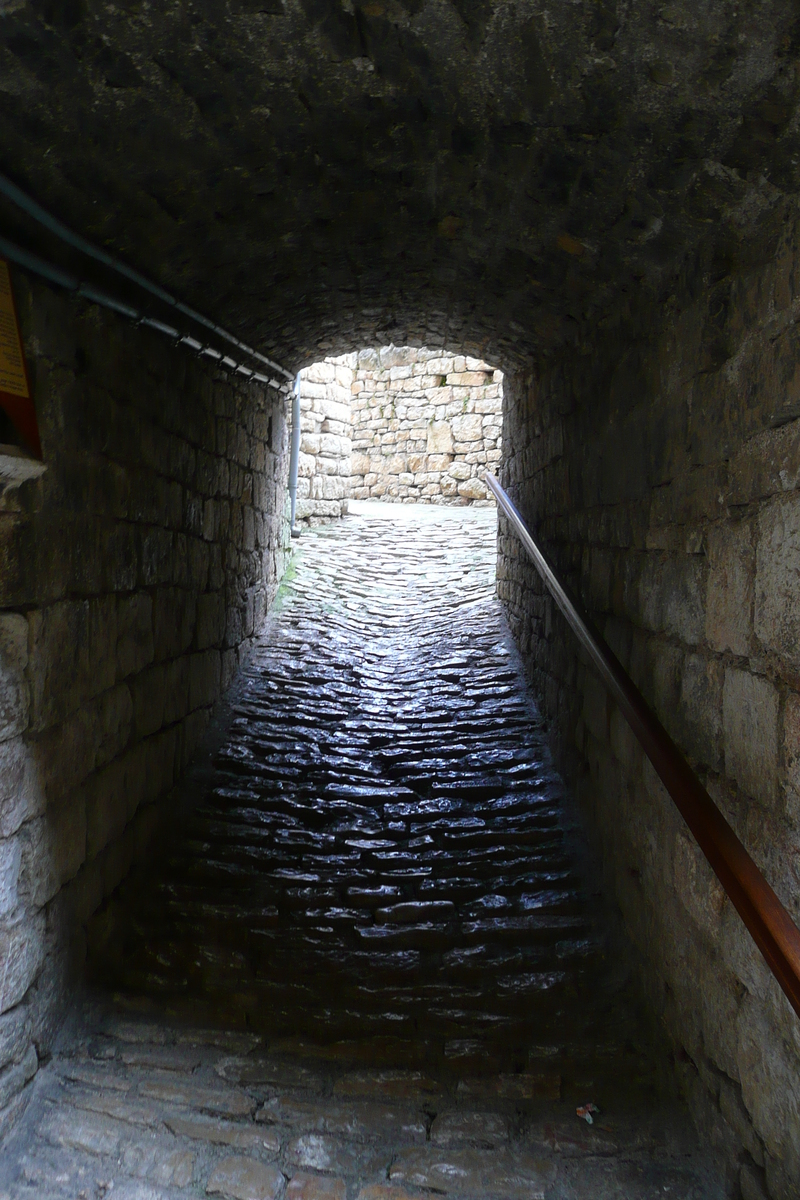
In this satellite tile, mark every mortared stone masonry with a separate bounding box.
[0,271,291,1127]
[498,221,800,1200]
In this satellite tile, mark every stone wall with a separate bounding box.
[294,347,504,525]
[295,359,353,526]
[0,271,290,1127]
[498,217,800,1200]
[350,348,502,504]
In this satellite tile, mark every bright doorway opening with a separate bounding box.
[294,346,503,527]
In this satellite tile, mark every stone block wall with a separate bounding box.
[0,271,291,1127]
[350,347,502,504]
[498,213,800,1199]
[295,358,353,525]
[293,347,504,525]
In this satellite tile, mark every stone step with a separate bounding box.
[53,508,726,1200]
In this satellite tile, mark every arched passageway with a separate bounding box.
[0,3,800,1197]
[1,500,724,1198]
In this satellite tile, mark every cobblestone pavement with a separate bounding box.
[0,503,724,1199]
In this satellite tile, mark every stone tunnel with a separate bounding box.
[0,1,799,1197]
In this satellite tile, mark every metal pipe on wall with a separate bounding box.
[289,377,301,534]
[0,172,293,382]
[486,471,800,1021]
[0,234,290,391]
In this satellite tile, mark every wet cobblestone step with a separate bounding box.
[0,505,725,1199]
[89,510,629,1051]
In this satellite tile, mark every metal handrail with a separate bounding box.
[486,473,800,1020]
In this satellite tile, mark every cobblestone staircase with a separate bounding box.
[0,504,726,1199]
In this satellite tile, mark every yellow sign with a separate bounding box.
[0,260,29,399]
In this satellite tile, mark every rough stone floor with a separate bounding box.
[0,503,724,1200]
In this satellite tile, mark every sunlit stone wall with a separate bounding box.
[350,347,502,505]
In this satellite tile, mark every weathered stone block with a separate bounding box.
[451,413,484,442]
[739,1163,770,1200]
[0,913,46,1013]
[721,902,772,999]
[582,673,608,742]
[426,423,454,454]
[116,593,154,680]
[639,555,704,644]
[723,669,779,806]
[697,963,742,1090]
[206,1155,283,1200]
[221,647,239,692]
[33,702,100,807]
[736,995,800,1187]
[783,694,800,800]
[295,499,342,518]
[609,705,640,775]
[320,397,350,424]
[298,451,316,478]
[678,653,723,772]
[719,1077,765,1168]
[0,1041,37,1112]
[96,684,133,769]
[29,598,117,729]
[424,357,454,375]
[202,497,218,541]
[298,434,321,456]
[141,727,179,806]
[447,370,488,386]
[0,835,21,920]
[153,588,197,662]
[313,475,347,501]
[22,793,87,908]
[728,400,800,506]
[304,361,335,384]
[163,657,191,724]
[0,738,40,840]
[188,537,211,593]
[320,433,351,457]
[189,650,222,711]
[85,758,130,860]
[179,708,212,771]
[196,592,226,650]
[316,455,344,476]
[706,523,754,656]
[139,526,175,587]
[130,664,167,738]
[674,829,725,939]
[755,495,800,667]
[458,477,487,500]
[0,1003,31,1070]
[0,614,28,744]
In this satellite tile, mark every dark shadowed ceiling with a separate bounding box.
[0,0,798,371]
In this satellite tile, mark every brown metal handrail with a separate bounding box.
[486,473,800,1020]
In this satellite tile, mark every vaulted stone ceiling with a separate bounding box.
[0,0,798,370]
